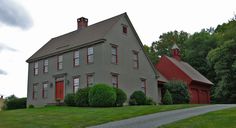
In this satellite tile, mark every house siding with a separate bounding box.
[27,14,158,106]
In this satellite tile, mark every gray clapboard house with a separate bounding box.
[26,13,158,107]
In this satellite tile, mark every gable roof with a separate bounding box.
[27,13,125,62]
[165,55,213,85]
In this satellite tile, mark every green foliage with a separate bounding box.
[114,88,127,107]
[4,97,26,110]
[162,90,173,105]
[89,84,116,107]
[143,45,159,65]
[75,87,90,107]
[129,91,147,105]
[151,30,189,61]
[164,80,190,104]
[28,104,34,108]
[64,93,76,106]
[128,98,137,106]
[145,97,156,105]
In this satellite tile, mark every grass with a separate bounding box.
[0,104,201,128]
[159,107,236,128]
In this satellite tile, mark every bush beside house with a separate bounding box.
[164,80,190,104]
[162,90,173,105]
[75,87,90,107]
[3,95,26,110]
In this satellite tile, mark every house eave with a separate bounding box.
[26,39,106,63]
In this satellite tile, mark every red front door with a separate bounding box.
[56,81,64,100]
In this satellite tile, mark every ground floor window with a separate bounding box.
[42,82,48,98]
[33,83,38,100]
[87,74,94,86]
[73,77,80,93]
[111,74,118,88]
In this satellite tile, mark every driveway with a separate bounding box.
[88,104,236,128]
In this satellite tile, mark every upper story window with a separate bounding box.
[57,55,63,70]
[73,50,80,67]
[73,77,80,93]
[112,74,118,88]
[122,25,128,34]
[42,82,48,99]
[87,74,94,86]
[34,62,39,75]
[87,47,94,64]
[133,51,139,69]
[141,79,146,94]
[43,59,48,73]
[111,45,118,64]
[33,83,38,100]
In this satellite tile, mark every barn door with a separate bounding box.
[191,88,199,104]
[56,81,64,100]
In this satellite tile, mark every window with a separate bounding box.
[111,45,118,64]
[42,82,48,98]
[43,59,48,73]
[87,47,94,64]
[87,74,94,86]
[34,62,39,75]
[73,77,80,93]
[123,26,127,34]
[33,84,38,100]
[57,55,63,70]
[112,74,118,88]
[133,51,139,69]
[141,79,146,94]
[73,50,80,66]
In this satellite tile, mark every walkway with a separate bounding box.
[88,104,236,128]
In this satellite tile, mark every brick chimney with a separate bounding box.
[171,44,181,61]
[77,17,88,29]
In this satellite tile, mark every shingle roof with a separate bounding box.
[27,13,125,62]
[165,56,213,85]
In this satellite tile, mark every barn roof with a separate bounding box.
[27,13,125,62]
[165,55,213,85]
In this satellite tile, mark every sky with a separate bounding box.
[0,0,235,98]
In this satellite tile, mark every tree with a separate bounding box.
[183,29,217,84]
[162,90,173,105]
[143,45,158,65]
[151,30,189,63]
[208,19,236,103]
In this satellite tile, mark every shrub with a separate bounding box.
[75,87,90,107]
[129,91,146,105]
[89,84,116,107]
[114,88,127,107]
[64,93,76,106]
[129,98,137,106]
[164,80,190,104]
[162,89,173,105]
[28,104,34,108]
[146,97,156,105]
[5,98,26,110]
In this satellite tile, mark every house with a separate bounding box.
[26,13,159,107]
[156,44,213,104]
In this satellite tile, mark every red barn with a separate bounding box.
[156,44,213,104]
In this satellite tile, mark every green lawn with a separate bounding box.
[159,107,236,128]
[0,104,200,128]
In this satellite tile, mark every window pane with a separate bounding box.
[112,47,116,55]
[35,69,38,75]
[59,63,63,69]
[73,78,79,86]
[74,51,79,58]
[44,60,48,65]
[34,62,38,68]
[88,75,94,86]
[112,75,118,87]
[88,55,93,63]
[44,66,48,73]
[58,55,63,62]
[112,55,116,63]
[133,61,138,68]
[74,58,79,66]
[74,86,79,93]
[133,53,138,60]
[88,47,93,55]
